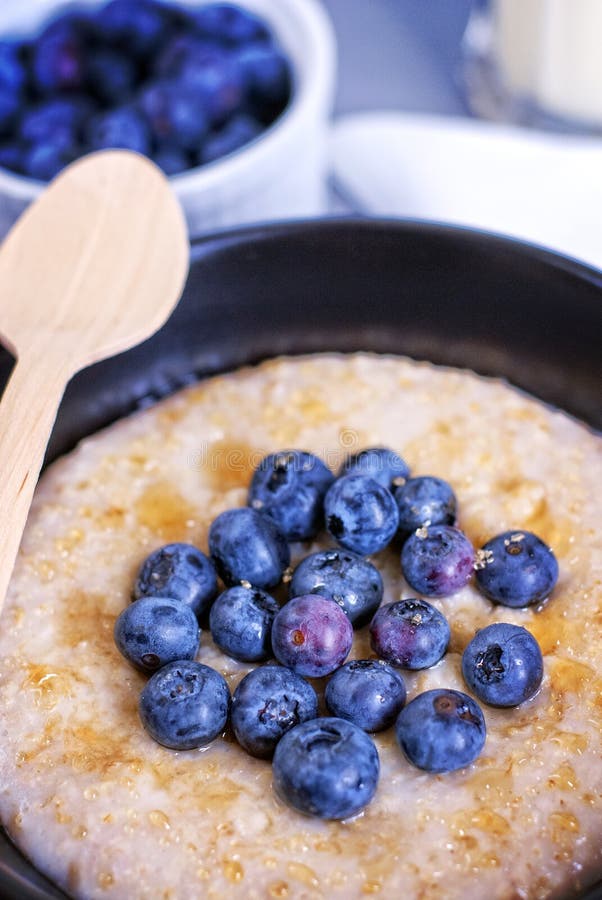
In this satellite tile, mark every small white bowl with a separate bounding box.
[0,0,337,237]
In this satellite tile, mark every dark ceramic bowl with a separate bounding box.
[0,219,600,899]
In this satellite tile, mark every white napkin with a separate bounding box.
[331,111,602,271]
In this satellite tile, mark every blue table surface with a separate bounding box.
[322,0,473,117]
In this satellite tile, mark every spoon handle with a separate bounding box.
[0,354,71,615]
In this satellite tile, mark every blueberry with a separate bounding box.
[154,35,226,79]
[462,623,544,707]
[19,98,93,146]
[153,144,190,175]
[32,29,85,93]
[0,41,27,94]
[0,91,20,136]
[139,660,230,750]
[209,507,290,589]
[139,80,209,151]
[395,689,486,773]
[339,446,410,490]
[88,50,137,105]
[87,106,151,154]
[114,595,200,672]
[369,599,450,669]
[134,543,218,620]
[325,660,406,732]
[235,44,291,107]
[475,530,559,608]
[180,56,245,125]
[271,595,353,678]
[401,524,474,597]
[289,548,383,628]
[23,139,78,181]
[0,143,22,174]
[394,476,456,535]
[192,4,270,46]
[209,585,279,662]
[96,0,169,58]
[248,450,334,542]
[325,474,399,556]
[231,664,318,758]
[201,114,261,163]
[272,717,380,819]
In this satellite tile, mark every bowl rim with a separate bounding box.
[0,0,336,199]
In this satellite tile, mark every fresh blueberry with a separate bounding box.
[235,44,290,108]
[96,0,169,58]
[325,474,399,556]
[19,98,93,146]
[339,446,410,490]
[325,660,406,732]
[180,56,245,125]
[475,530,559,608]
[87,106,151,153]
[395,689,486,773]
[289,548,383,628]
[154,35,226,79]
[401,524,474,597]
[139,80,210,150]
[369,599,450,669]
[32,29,85,94]
[248,450,334,542]
[114,595,200,672]
[0,143,22,174]
[271,595,353,678]
[23,139,78,181]
[134,543,218,620]
[139,660,230,750]
[462,623,544,707]
[0,41,26,88]
[153,144,190,175]
[272,717,380,819]
[209,507,290,589]
[193,4,270,46]
[201,114,261,163]
[39,9,97,44]
[209,585,279,662]
[394,476,456,535]
[231,664,318,758]
[87,50,137,105]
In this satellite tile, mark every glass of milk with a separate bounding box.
[463,0,602,132]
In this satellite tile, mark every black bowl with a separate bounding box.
[1,219,601,899]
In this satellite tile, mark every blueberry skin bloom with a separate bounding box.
[289,548,383,628]
[369,599,450,669]
[231,665,318,758]
[139,661,230,750]
[271,595,353,678]
[134,543,218,620]
[401,525,474,598]
[114,596,200,673]
[209,507,290,589]
[209,585,279,662]
[272,717,380,819]
[339,446,410,490]
[462,623,544,707]
[248,450,334,542]
[394,476,456,535]
[325,474,399,556]
[396,689,486,773]
[475,530,559,608]
[325,660,406,732]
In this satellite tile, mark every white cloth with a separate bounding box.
[331,111,602,271]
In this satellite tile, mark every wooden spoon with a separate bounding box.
[0,150,189,614]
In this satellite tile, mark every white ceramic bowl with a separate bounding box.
[0,0,337,237]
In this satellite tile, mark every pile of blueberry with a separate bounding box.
[114,446,558,820]
[0,1,292,181]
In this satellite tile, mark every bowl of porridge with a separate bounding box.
[0,219,600,900]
